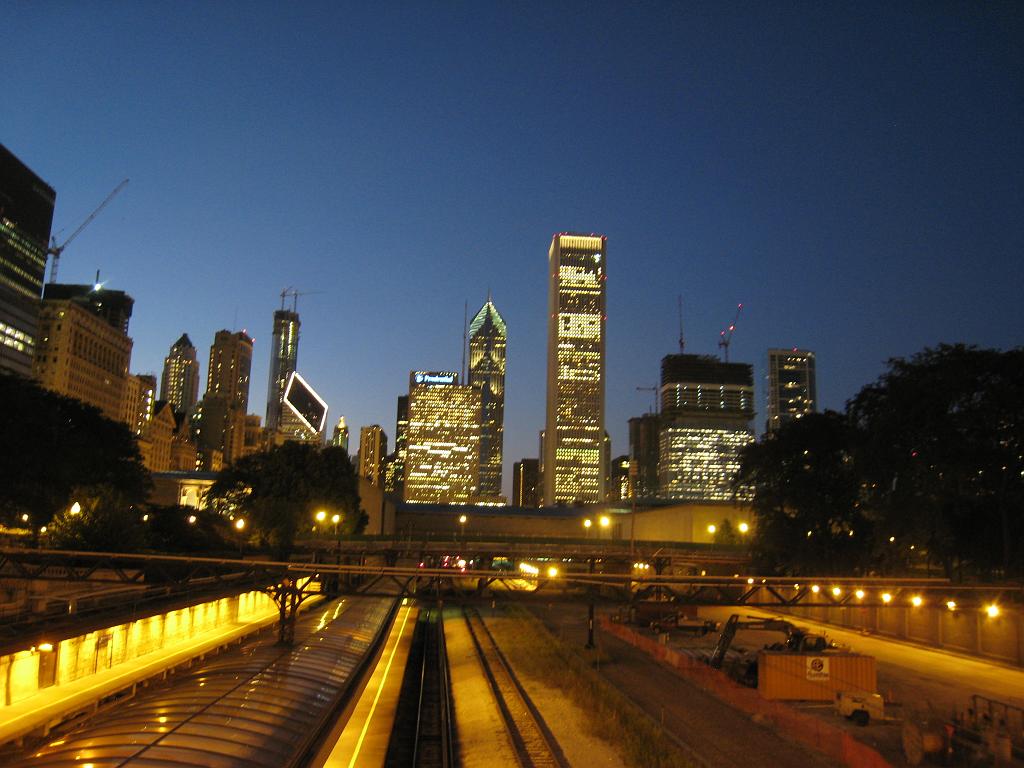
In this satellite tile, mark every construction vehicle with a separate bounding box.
[836,690,885,726]
[709,613,833,670]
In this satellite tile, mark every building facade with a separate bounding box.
[193,330,253,467]
[0,145,55,378]
[33,284,134,422]
[512,458,540,508]
[160,333,199,416]
[358,424,387,487]
[404,371,481,504]
[276,370,327,445]
[123,373,157,435]
[543,233,607,505]
[628,413,661,499]
[266,308,300,432]
[766,348,817,432]
[468,296,506,500]
[330,415,350,452]
[658,354,754,502]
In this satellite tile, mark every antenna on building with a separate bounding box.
[678,294,685,353]
[636,385,658,414]
[461,300,468,382]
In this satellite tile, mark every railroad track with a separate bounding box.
[385,606,456,767]
[462,606,570,768]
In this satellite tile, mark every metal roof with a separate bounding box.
[12,596,392,768]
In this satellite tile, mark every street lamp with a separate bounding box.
[458,514,467,544]
[234,517,246,557]
[315,509,327,525]
[583,518,593,538]
[738,522,749,534]
[69,502,81,516]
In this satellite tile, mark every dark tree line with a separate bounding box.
[1,375,364,557]
[738,345,1024,579]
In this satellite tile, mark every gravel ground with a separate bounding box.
[531,602,843,768]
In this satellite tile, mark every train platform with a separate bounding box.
[0,598,284,749]
[314,600,418,767]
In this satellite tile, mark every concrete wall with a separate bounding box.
[629,501,752,544]
[780,603,1024,667]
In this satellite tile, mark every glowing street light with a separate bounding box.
[946,600,957,611]
[187,515,197,525]
[855,589,866,600]
[69,501,81,516]
[810,584,820,594]
[707,524,717,535]
[911,595,924,607]
[881,592,893,604]
[831,586,842,597]
[546,566,559,578]
[583,518,592,538]
[234,518,246,531]
[315,510,327,524]
[986,604,1000,618]
[738,522,750,534]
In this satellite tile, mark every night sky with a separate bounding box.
[6,3,1022,497]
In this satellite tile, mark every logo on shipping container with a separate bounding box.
[806,656,830,681]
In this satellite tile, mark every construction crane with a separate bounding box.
[46,179,129,284]
[636,385,658,414]
[279,287,324,312]
[717,303,743,362]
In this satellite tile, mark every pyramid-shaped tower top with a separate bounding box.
[469,296,506,339]
[173,333,194,349]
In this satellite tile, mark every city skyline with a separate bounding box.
[4,4,1021,498]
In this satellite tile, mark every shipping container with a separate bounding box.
[758,651,876,701]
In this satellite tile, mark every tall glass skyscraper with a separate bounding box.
[766,348,817,432]
[266,308,300,432]
[0,145,56,377]
[160,333,200,416]
[468,295,506,500]
[657,354,754,502]
[405,371,481,504]
[543,233,606,506]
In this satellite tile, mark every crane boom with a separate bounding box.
[717,303,744,362]
[47,178,129,283]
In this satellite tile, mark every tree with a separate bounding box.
[850,344,1024,578]
[0,374,151,532]
[737,411,869,574]
[207,443,363,559]
[46,484,148,552]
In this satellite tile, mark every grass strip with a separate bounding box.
[485,604,694,768]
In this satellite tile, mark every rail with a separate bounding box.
[385,607,456,767]
[462,606,569,768]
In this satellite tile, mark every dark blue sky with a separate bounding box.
[7,2,1023,496]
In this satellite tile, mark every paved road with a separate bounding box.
[697,606,1024,718]
[531,603,841,768]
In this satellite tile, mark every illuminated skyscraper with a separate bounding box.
[123,373,157,436]
[405,371,481,504]
[513,459,539,508]
[628,413,660,499]
[331,415,350,452]
[0,145,55,378]
[277,371,328,445]
[543,233,606,505]
[468,295,506,499]
[657,354,754,501]
[266,308,300,432]
[194,330,253,466]
[358,425,387,487]
[384,395,410,497]
[160,333,199,416]
[766,348,817,432]
[33,284,134,422]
